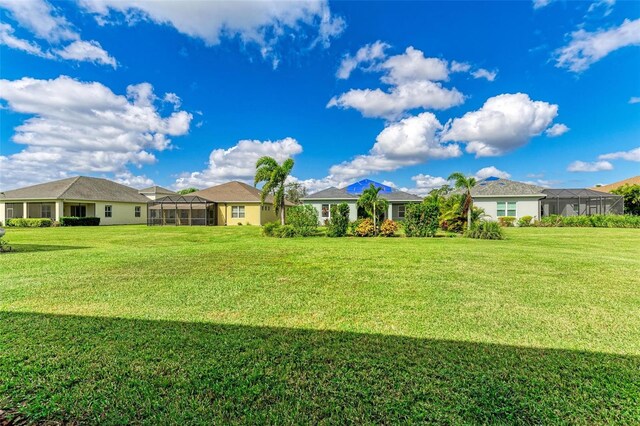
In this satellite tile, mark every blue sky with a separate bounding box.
[1,0,638,194]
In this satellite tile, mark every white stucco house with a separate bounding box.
[302,179,423,223]
[468,177,624,220]
[0,176,151,225]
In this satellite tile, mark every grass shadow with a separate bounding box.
[1,311,638,424]
[0,244,91,253]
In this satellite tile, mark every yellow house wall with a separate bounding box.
[216,203,270,226]
[94,201,147,225]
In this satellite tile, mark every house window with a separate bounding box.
[398,205,406,219]
[71,205,86,217]
[261,205,271,211]
[232,206,245,218]
[105,205,112,218]
[321,204,329,218]
[41,204,52,219]
[135,206,141,218]
[6,207,14,218]
[497,201,516,217]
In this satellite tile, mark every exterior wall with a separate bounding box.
[93,201,147,225]
[216,203,262,226]
[473,197,541,221]
[260,204,279,224]
[63,202,96,217]
[0,202,4,224]
[304,200,358,225]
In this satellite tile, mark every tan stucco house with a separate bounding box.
[0,176,150,225]
[190,181,293,226]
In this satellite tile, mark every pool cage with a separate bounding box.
[540,189,624,216]
[147,195,216,226]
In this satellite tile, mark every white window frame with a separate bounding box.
[135,206,141,218]
[321,204,329,218]
[232,205,245,219]
[105,205,112,218]
[497,201,517,217]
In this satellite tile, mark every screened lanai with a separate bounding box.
[541,189,624,216]
[147,195,216,226]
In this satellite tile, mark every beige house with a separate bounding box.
[190,181,293,226]
[0,176,150,225]
[138,185,177,200]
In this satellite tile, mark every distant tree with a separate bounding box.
[612,184,640,215]
[424,184,451,206]
[177,188,198,195]
[447,172,477,230]
[357,183,389,236]
[255,157,295,225]
[285,182,308,205]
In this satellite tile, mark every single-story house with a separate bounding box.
[591,175,640,193]
[302,179,423,223]
[469,177,624,220]
[0,176,150,225]
[189,181,293,226]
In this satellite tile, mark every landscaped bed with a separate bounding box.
[1,225,639,424]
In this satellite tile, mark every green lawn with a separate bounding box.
[1,226,639,424]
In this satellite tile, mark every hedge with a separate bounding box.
[536,214,640,228]
[60,217,101,226]
[6,218,52,227]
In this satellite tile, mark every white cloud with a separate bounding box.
[441,93,559,157]
[471,68,497,81]
[404,174,449,196]
[0,0,78,42]
[545,123,570,137]
[53,40,117,68]
[567,160,613,172]
[380,46,450,84]
[0,76,192,189]
[111,172,155,188]
[327,80,464,120]
[475,166,511,180]
[533,0,553,9]
[173,137,302,189]
[629,97,640,104]
[588,0,615,17]
[555,18,640,72]
[78,0,344,66]
[0,22,53,58]
[0,0,118,66]
[336,40,389,79]
[328,112,461,181]
[598,146,640,162]
[450,61,471,73]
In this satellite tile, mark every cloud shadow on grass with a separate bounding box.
[0,311,638,424]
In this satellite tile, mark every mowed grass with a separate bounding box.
[0,226,639,424]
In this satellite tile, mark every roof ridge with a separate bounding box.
[58,176,82,199]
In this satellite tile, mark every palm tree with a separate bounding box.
[357,183,389,235]
[254,156,295,225]
[447,172,477,230]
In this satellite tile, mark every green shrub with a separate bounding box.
[536,214,640,228]
[405,203,439,237]
[326,203,350,237]
[465,221,505,240]
[285,205,318,237]
[262,221,280,237]
[354,218,375,237]
[517,216,533,227]
[6,218,53,227]
[497,216,516,227]
[611,184,640,216]
[379,219,398,237]
[349,219,363,235]
[276,224,296,238]
[60,217,100,226]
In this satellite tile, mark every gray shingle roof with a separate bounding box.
[191,181,295,206]
[139,185,176,195]
[469,178,546,197]
[0,176,150,203]
[303,185,422,202]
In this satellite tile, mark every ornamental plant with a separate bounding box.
[404,203,439,237]
[379,219,398,237]
[354,218,375,237]
[497,216,516,227]
[517,216,533,227]
[285,205,318,236]
[326,203,350,237]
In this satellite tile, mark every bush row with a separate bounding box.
[60,217,101,226]
[464,221,504,240]
[535,214,640,228]
[6,218,53,227]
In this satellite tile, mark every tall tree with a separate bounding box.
[254,156,295,225]
[177,187,198,195]
[357,183,389,235]
[285,182,308,205]
[447,172,477,230]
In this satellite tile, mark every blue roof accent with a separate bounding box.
[484,176,500,181]
[345,179,393,195]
